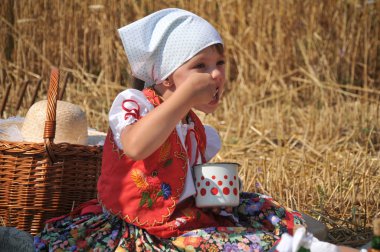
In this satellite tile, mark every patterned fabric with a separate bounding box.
[118,8,223,86]
[97,111,212,238]
[34,192,305,251]
[99,87,225,238]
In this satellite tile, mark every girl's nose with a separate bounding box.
[210,67,224,81]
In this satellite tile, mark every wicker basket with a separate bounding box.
[0,68,102,235]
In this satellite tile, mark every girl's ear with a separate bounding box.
[162,78,173,88]
[162,78,171,88]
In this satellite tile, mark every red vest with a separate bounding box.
[97,88,208,232]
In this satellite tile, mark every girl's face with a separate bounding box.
[169,45,226,114]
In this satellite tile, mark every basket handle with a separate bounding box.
[44,67,60,163]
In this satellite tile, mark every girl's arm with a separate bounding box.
[121,72,217,160]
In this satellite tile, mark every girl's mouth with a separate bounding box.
[209,88,219,104]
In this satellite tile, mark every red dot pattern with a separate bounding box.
[196,172,239,198]
[233,188,238,195]
[223,187,230,195]
[200,188,206,196]
[211,187,218,195]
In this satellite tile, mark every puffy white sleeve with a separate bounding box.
[108,89,154,150]
[204,125,221,161]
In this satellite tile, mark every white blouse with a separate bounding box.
[108,89,221,202]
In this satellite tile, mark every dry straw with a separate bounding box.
[0,0,379,246]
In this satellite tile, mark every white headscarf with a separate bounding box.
[118,8,223,87]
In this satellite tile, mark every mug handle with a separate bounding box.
[238,177,243,192]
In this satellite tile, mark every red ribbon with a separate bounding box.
[122,99,141,120]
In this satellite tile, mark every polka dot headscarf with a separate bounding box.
[118,8,223,87]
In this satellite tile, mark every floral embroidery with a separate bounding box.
[161,183,172,199]
[35,192,305,251]
[143,87,162,106]
[184,236,201,247]
[130,169,149,190]
[130,169,172,208]
[159,140,171,162]
[159,139,173,167]
[171,226,279,251]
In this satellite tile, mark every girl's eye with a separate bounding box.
[217,60,225,66]
[194,63,205,69]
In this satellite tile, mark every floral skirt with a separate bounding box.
[34,192,305,252]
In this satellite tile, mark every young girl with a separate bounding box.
[34,8,357,252]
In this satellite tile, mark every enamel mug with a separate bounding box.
[193,162,240,208]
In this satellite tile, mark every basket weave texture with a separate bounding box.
[0,68,102,235]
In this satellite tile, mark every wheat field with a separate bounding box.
[1,0,379,246]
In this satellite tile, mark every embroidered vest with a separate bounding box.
[97,88,207,229]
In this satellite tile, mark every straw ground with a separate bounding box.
[1,0,379,247]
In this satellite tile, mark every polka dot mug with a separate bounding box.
[193,162,240,208]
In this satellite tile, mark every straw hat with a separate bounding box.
[21,100,88,145]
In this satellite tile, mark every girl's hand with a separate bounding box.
[179,72,219,106]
